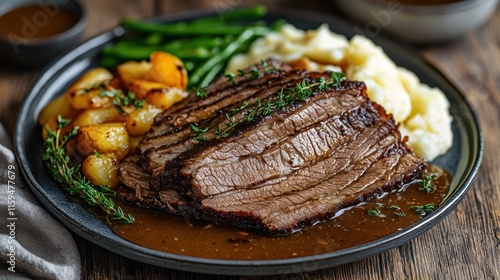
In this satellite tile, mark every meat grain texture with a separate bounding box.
[119,60,427,235]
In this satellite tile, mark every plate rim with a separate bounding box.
[13,7,484,276]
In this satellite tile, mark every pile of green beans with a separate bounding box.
[100,5,284,89]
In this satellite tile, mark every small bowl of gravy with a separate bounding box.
[335,0,499,43]
[0,0,86,68]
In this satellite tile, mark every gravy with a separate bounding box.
[111,165,451,260]
[0,4,77,40]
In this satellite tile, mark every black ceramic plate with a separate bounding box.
[14,8,483,276]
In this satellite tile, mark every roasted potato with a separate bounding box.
[117,60,152,87]
[146,52,188,90]
[38,94,80,126]
[67,68,113,94]
[128,136,142,155]
[128,80,168,99]
[125,104,162,136]
[67,87,114,110]
[82,153,120,188]
[66,68,113,110]
[146,87,188,110]
[75,122,129,160]
[72,107,125,128]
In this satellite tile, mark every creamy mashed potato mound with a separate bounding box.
[227,24,453,161]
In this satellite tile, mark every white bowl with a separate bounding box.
[335,0,499,43]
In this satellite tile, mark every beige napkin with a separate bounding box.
[0,123,80,280]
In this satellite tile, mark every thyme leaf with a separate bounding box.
[224,70,236,84]
[99,89,146,115]
[236,60,277,80]
[74,81,109,95]
[419,174,438,193]
[410,204,435,216]
[42,116,134,223]
[194,87,208,98]
[393,211,406,217]
[367,207,381,217]
[190,123,209,141]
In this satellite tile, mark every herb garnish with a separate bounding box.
[389,205,400,210]
[225,60,277,84]
[224,70,236,84]
[42,116,135,223]
[194,87,208,98]
[419,174,438,193]
[192,71,345,141]
[367,207,381,217]
[237,60,277,80]
[410,204,435,216]
[99,89,146,115]
[75,81,109,95]
[190,123,209,141]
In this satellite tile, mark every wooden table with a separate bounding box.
[1,0,499,279]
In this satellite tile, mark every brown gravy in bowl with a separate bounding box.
[110,165,451,260]
[0,4,77,40]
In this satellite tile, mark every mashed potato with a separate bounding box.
[227,24,452,161]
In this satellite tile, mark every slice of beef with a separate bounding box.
[118,61,427,235]
[180,93,382,198]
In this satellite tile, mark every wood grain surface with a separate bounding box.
[0,0,499,279]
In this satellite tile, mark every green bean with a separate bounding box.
[189,28,265,88]
[164,37,224,49]
[213,5,267,22]
[144,33,163,45]
[122,18,267,36]
[184,61,197,72]
[198,63,225,88]
[270,19,286,31]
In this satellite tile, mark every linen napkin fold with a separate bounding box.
[0,123,81,280]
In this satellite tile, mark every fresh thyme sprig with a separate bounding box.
[42,115,135,223]
[223,60,278,86]
[99,88,146,115]
[410,204,435,216]
[236,60,277,81]
[419,174,438,193]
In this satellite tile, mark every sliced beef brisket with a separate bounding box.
[118,61,427,235]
